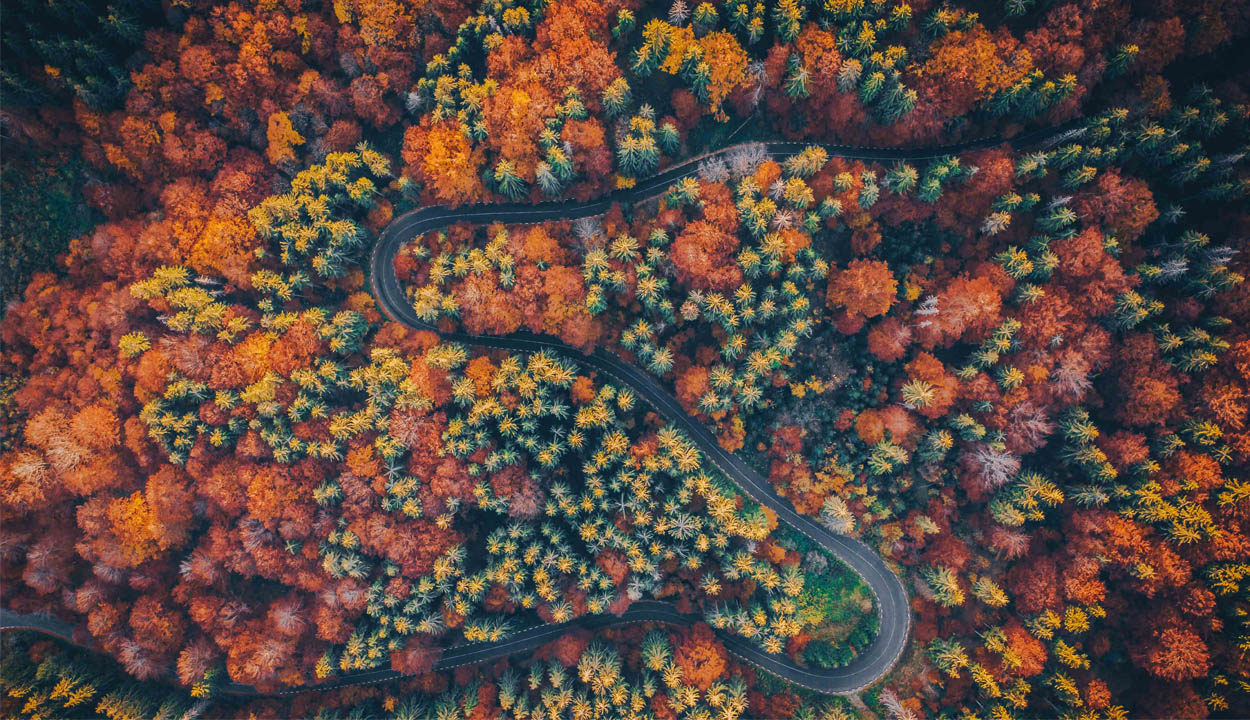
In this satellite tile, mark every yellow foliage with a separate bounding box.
[422,122,487,205]
[107,492,161,565]
[191,216,258,282]
[697,31,751,119]
[266,112,305,165]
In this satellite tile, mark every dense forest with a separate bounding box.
[1,0,1248,718]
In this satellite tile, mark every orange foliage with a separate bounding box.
[916,27,1033,119]
[405,122,487,206]
[916,272,1005,348]
[696,32,751,120]
[265,112,305,165]
[671,221,743,292]
[1133,613,1211,681]
[867,317,913,362]
[673,624,727,691]
[0,0,1245,705]
[1073,170,1159,246]
[904,353,959,418]
[675,365,710,414]
[106,492,162,566]
[855,410,886,445]
[1112,333,1181,428]
[1001,621,1047,678]
[828,259,897,322]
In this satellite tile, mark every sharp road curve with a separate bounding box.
[362,143,919,698]
[2,125,1077,697]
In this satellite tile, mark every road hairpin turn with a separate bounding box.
[3,124,1081,697]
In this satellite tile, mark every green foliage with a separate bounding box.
[784,63,811,99]
[491,160,528,199]
[133,148,395,465]
[0,633,194,719]
[693,2,719,33]
[418,644,752,720]
[613,9,636,39]
[794,563,877,667]
[921,564,965,607]
[916,156,974,203]
[327,348,812,672]
[989,69,1077,119]
[0,0,165,108]
[249,145,390,281]
[0,152,94,310]
[601,77,632,118]
[928,637,970,677]
[617,107,664,177]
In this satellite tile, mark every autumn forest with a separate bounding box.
[1,0,1248,718]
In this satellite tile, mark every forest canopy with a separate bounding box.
[1,0,1249,718]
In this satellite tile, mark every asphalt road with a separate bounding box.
[2,125,1079,697]
[362,153,914,698]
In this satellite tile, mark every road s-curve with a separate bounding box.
[2,126,1082,697]
[362,144,920,697]
[361,127,1083,693]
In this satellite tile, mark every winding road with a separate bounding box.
[2,124,1079,698]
